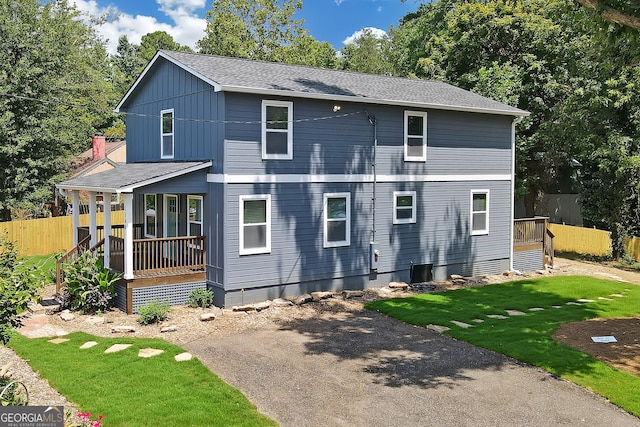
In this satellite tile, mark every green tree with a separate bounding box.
[198,0,337,66]
[339,29,395,74]
[0,0,114,220]
[574,0,640,29]
[139,30,193,62]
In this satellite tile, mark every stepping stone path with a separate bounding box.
[598,297,613,301]
[610,294,625,298]
[528,307,545,311]
[175,352,193,362]
[48,338,70,344]
[427,324,450,333]
[505,310,525,316]
[138,348,164,358]
[566,302,582,306]
[487,314,508,319]
[450,320,474,328]
[577,299,595,303]
[80,341,98,349]
[105,344,132,354]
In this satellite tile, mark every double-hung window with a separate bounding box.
[404,111,427,161]
[323,193,351,248]
[470,190,489,235]
[393,191,417,224]
[262,100,293,160]
[161,109,174,159]
[239,195,271,255]
[144,194,156,238]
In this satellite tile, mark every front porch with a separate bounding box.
[56,161,213,314]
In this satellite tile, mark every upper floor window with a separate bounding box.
[262,100,293,160]
[470,190,489,235]
[393,191,417,224]
[161,109,174,159]
[323,193,351,248]
[239,194,271,255]
[404,111,427,162]
[144,194,156,238]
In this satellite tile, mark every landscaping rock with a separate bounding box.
[223,310,247,318]
[272,298,294,307]
[111,326,136,333]
[59,312,75,322]
[200,313,216,322]
[85,316,104,325]
[503,271,515,277]
[311,291,334,301]
[342,290,364,299]
[233,304,256,312]
[427,324,450,333]
[254,301,271,311]
[292,294,312,305]
[48,338,70,345]
[505,310,526,316]
[175,352,193,362]
[138,348,164,358]
[160,325,177,333]
[388,282,409,289]
[450,274,464,280]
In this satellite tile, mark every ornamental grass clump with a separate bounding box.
[60,251,120,314]
[188,288,214,308]
[137,300,170,325]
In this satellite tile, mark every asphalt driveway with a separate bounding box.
[184,307,640,427]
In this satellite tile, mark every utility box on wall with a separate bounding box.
[370,242,379,271]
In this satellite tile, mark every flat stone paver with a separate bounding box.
[426,324,451,333]
[175,352,193,362]
[138,348,164,358]
[79,341,98,349]
[528,307,545,311]
[599,297,613,301]
[450,320,474,328]
[104,344,132,354]
[505,310,526,316]
[48,338,69,344]
[577,299,595,303]
[566,302,582,305]
[185,309,640,427]
[486,314,508,319]
[610,294,625,298]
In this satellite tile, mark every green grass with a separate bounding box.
[16,253,58,279]
[366,275,640,416]
[9,332,276,427]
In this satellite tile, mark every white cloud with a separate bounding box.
[70,0,206,55]
[334,0,346,5]
[342,27,386,46]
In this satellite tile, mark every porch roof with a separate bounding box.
[57,161,212,193]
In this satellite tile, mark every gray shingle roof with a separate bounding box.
[57,162,211,193]
[131,50,526,116]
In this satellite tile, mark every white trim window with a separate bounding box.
[323,193,351,248]
[404,111,427,162]
[393,191,417,224]
[470,190,490,235]
[262,100,293,160]
[161,108,174,159]
[188,195,203,237]
[144,194,157,238]
[239,195,271,255]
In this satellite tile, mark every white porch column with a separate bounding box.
[89,191,97,247]
[72,190,80,246]
[103,192,112,269]
[123,193,134,280]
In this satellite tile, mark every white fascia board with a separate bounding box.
[221,85,530,118]
[118,161,213,193]
[55,184,119,193]
[115,51,222,112]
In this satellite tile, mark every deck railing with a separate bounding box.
[77,224,143,243]
[132,236,206,275]
[513,217,549,245]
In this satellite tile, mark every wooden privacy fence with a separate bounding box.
[547,223,640,261]
[0,211,125,257]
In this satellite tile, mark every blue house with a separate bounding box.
[58,50,534,312]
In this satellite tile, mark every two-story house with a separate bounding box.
[57,50,530,313]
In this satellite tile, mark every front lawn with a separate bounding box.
[9,332,276,427]
[366,275,640,417]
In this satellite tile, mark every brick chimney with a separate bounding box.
[92,135,106,160]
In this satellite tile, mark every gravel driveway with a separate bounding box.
[184,306,640,427]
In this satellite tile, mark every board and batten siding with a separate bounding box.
[120,58,223,167]
[220,179,511,294]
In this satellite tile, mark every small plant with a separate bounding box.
[60,251,120,314]
[0,363,28,406]
[188,288,214,308]
[65,411,103,427]
[137,300,170,325]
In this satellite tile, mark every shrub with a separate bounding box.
[188,288,214,308]
[137,300,170,325]
[0,364,28,406]
[0,234,45,344]
[60,251,120,314]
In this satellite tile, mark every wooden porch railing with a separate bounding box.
[77,224,143,242]
[514,217,554,266]
[132,236,206,275]
[55,234,92,293]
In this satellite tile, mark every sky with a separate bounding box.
[68,0,420,55]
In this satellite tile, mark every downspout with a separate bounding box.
[510,115,524,271]
[367,111,378,271]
